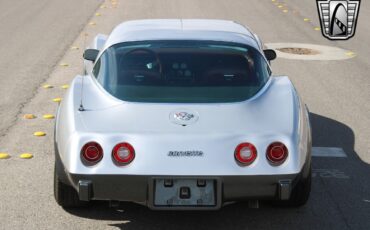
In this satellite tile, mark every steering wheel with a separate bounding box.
[122,48,162,74]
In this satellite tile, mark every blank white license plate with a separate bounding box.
[154,179,216,207]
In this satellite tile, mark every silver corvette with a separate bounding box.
[54,19,311,210]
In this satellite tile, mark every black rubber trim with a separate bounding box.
[54,129,70,185]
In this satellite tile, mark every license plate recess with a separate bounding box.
[153,178,216,207]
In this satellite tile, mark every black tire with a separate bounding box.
[274,166,311,207]
[54,165,88,208]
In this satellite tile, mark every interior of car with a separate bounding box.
[117,48,259,87]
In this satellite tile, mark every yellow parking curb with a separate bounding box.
[42,84,53,89]
[345,51,356,57]
[20,153,33,159]
[53,97,62,102]
[61,84,69,89]
[34,131,46,137]
[24,114,36,119]
[0,153,10,159]
[43,114,55,119]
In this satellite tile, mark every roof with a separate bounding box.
[102,19,259,51]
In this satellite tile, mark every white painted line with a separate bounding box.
[312,147,347,158]
[312,168,350,179]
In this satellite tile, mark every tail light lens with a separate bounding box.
[266,142,288,165]
[81,142,103,164]
[235,143,257,165]
[112,143,135,165]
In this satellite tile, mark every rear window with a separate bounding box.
[93,40,271,103]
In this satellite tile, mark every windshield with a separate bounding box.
[93,40,271,103]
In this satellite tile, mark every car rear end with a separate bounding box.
[55,37,311,209]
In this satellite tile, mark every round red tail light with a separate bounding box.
[112,143,135,165]
[266,142,288,165]
[81,142,103,164]
[235,143,257,165]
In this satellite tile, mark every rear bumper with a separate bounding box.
[65,170,307,210]
[55,141,311,210]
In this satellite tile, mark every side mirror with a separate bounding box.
[263,49,277,61]
[83,49,99,62]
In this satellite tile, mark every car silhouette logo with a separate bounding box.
[317,0,361,40]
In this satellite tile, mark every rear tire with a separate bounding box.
[274,166,311,207]
[54,164,88,208]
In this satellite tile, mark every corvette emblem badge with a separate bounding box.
[316,0,361,40]
[174,112,194,121]
[170,109,199,125]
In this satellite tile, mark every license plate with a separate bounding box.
[153,179,216,207]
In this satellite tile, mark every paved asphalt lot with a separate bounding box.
[0,0,369,229]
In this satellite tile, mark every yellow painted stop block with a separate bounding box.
[43,114,55,119]
[53,98,62,102]
[0,153,10,159]
[20,153,33,159]
[345,51,356,57]
[24,114,36,119]
[34,131,46,137]
[42,84,53,89]
[60,63,69,67]
[61,84,69,89]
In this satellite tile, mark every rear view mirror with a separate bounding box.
[83,49,99,62]
[263,49,277,61]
